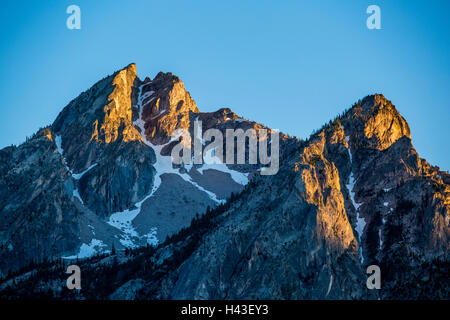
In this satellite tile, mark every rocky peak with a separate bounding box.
[140,71,199,144]
[90,63,142,144]
[50,64,144,173]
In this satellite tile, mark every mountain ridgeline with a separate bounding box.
[0,64,448,299]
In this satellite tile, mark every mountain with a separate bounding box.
[0,65,448,299]
[0,64,277,275]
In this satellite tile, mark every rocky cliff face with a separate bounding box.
[90,64,142,144]
[139,72,199,145]
[0,64,448,300]
[114,95,446,300]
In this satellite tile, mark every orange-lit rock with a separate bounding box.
[92,63,143,144]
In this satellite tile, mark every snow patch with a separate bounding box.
[133,85,225,204]
[379,216,386,250]
[326,274,333,297]
[72,163,98,180]
[55,135,72,174]
[88,224,95,235]
[63,239,108,259]
[150,109,167,120]
[55,135,98,205]
[198,147,249,186]
[107,192,159,248]
[143,227,158,245]
[378,228,383,250]
[73,189,84,205]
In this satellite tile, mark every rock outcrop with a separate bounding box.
[140,72,199,145]
[90,64,142,144]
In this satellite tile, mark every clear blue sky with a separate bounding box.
[0,0,448,170]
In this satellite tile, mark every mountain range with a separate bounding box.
[0,64,448,299]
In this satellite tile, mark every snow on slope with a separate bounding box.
[107,192,159,248]
[55,135,72,174]
[72,163,98,180]
[62,81,252,257]
[55,135,86,205]
[345,135,366,264]
[133,84,232,204]
[63,239,108,259]
[199,146,249,185]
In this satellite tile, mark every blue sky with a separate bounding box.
[0,0,448,170]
